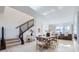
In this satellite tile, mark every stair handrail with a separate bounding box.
[16,19,34,44]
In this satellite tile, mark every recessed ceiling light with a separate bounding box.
[42,9,55,16]
[58,6,64,10]
[50,9,55,12]
[30,6,41,10]
[42,12,48,15]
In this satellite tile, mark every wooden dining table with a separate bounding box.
[36,36,57,49]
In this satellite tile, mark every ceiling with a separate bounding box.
[6,6,77,24]
[30,6,75,19]
[0,6,5,13]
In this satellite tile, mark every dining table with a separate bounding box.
[36,35,57,49]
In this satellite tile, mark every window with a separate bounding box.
[56,26,61,32]
[56,25,70,33]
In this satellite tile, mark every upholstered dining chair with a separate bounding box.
[50,37,58,48]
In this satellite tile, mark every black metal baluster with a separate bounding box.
[19,27,24,45]
[17,19,34,45]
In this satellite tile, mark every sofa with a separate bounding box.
[58,34,72,40]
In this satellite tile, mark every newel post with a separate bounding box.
[0,26,6,50]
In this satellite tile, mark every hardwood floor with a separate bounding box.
[0,39,75,52]
[36,40,74,52]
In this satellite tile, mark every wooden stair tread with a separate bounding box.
[5,38,21,48]
[5,38,19,41]
[6,40,20,44]
[6,42,21,48]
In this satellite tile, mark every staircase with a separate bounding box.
[0,19,34,50]
[5,38,21,48]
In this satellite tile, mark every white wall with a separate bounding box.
[74,7,79,43]
[73,7,77,35]
[0,7,33,39]
[77,11,79,43]
[74,14,77,34]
